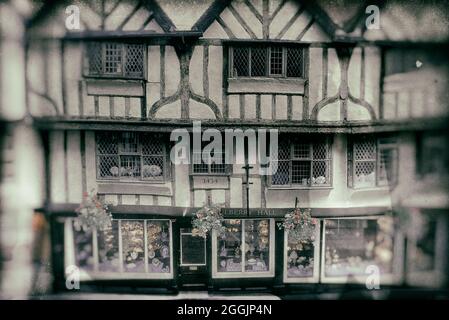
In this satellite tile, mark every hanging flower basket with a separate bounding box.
[75,190,112,232]
[279,208,318,244]
[191,204,226,238]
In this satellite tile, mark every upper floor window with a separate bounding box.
[229,45,304,78]
[348,136,398,188]
[191,146,229,175]
[87,42,145,79]
[270,136,332,188]
[96,132,168,182]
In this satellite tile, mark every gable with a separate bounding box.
[201,0,331,42]
[27,0,171,38]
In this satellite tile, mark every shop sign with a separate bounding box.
[222,208,292,218]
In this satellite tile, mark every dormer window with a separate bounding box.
[229,45,304,78]
[86,42,145,79]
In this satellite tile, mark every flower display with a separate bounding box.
[75,190,112,232]
[191,204,226,238]
[279,208,318,244]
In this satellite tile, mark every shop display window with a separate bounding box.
[212,219,275,278]
[284,226,320,283]
[322,217,396,282]
[66,219,173,279]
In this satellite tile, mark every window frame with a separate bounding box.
[211,218,275,279]
[95,132,169,183]
[320,216,403,285]
[85,41,146,80]
[349,136,398,189]
[65,218,174,280]
[283,224,321,283]
[229,45,305,79]
[190,149,231,176]
[269,136,333,188]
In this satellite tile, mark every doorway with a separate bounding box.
[178,225,209,289]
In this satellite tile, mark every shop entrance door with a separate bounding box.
[178,227,209,289]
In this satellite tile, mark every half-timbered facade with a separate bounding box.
[2,0,448,296]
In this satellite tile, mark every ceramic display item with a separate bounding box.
[152,258,161,267]
[148,249,156,259]
[220,245,227,257]
[161,246,169,258]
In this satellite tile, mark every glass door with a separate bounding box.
[178,226,208,288]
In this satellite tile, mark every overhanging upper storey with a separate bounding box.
[23,0,449,128]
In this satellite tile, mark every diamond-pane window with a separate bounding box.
[88,42,102,75]
[125,44,144,77]
[251,47,267,77]
[350,136,398,188]
[87,42,144,78]
[96,132,167,181]
[232,47,250,77]
[230,45,305,78]
[287,47,303,77]
[271,136,332,187]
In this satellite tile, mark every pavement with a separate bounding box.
[33,291,281,300]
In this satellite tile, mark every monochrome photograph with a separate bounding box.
[0,0,448,303]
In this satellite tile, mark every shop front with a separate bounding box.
[47,205,422,294]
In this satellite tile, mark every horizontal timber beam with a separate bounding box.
[32,116,449,134]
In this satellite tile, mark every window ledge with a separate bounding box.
[97,182,171,196]
[85,78,145,97]
[350,186,392,192]
[227,77,305,94]
[189,173,230,176]
[267,186,333,190]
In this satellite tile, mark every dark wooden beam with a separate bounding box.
[41,203,391,218]
[63,30,202,41]
[31,116,449,134]
[192,0,231,32]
